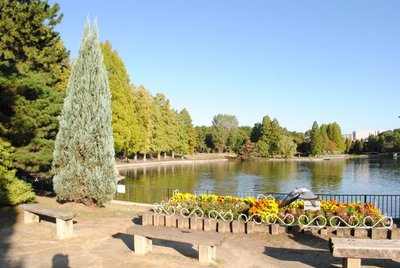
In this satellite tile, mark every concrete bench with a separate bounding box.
[329,237,400,268]
[20,204,75,239]
[126,224,225,263]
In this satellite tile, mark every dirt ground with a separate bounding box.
[1,196,399,268]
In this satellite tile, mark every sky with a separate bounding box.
[49,0,400,134]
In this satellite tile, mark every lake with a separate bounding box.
[116,157,400,204]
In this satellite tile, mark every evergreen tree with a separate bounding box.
[268,118,283,156]
[256,115,272,157]
[101,41,139,159]
[310,121,323,156]
[52,21,116,205]
[0,0,69,178]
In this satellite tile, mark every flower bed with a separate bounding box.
[153,191,393,229]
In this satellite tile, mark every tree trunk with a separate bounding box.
[163,152,167,159]
[157,152,161,160]
[172,151,175,158]
[143,154,147,161]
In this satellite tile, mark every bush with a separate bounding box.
[0,138,36,205]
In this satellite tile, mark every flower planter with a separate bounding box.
[141,212,398,240]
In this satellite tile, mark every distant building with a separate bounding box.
[352,130,381,141]
[342,134,353,141]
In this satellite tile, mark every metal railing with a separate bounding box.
[115,185,400,219]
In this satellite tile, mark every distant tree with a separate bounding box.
[239,140,257,159]
[320,124,329,153]
[268,118,283,156]
[250,123,262,143]
[52,21,116,205]
[0,0,70,179]
[256,140,269,157]
[310,121,323,156]
[256,115,283,157]
[279,136,297,158]
[0,138,35,205]
[178,109,196,155]
[101,41,139,159]
[344,138,352,153]
[194,126,213,153]
[152,93,171,159]
[352,139,365,154]
[211,114,238,153]
[326,122,345,153]
[228,126,252,153]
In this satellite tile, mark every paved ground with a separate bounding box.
[1,197,400,268]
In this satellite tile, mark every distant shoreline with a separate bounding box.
[115,153,370,170]
[116,158,229,170]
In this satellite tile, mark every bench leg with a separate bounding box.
[133,235,152,254]
[56,218,73,239]
[198,245,216,263]
[343,257,361,268]
[24,211,39,223]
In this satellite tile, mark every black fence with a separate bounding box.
[115,185,400,219]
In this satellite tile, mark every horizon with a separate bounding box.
[50,0,400,133]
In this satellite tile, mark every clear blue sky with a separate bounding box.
[50,0,400,134]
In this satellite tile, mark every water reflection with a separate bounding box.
[117,158,400,203]
[309,160,344,193]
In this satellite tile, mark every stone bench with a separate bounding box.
[20,204,75,239]
[126,224,225,263]
[329,237,400,268]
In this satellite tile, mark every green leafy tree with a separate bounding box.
[310,121,323,156]
[352,139,365,154]
[268,118,283,156]
[0,0,69,178]
[326,122,345,153]
[101,41,139,159]
[52,21,116,206]
[344,138,352,153]
[211,114,238,153]
[194,126,213,153]
[0,138,35,205]
[152,93,175,159]
[279,136,297,158]
[178,109,196,155]
[250,123,262,143]
[256,115,283,157]
[228,126,252,153]
[320,124,329,153]
[133,86,154,161]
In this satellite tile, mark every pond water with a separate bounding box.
[116,157,400,203]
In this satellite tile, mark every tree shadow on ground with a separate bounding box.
[0,206,22,268]
[264,246,340,267]
[112,232,197,259]
[267,231,400,268]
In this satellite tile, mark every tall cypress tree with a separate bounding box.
[310,121,323,156]
[52,20,116,205]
